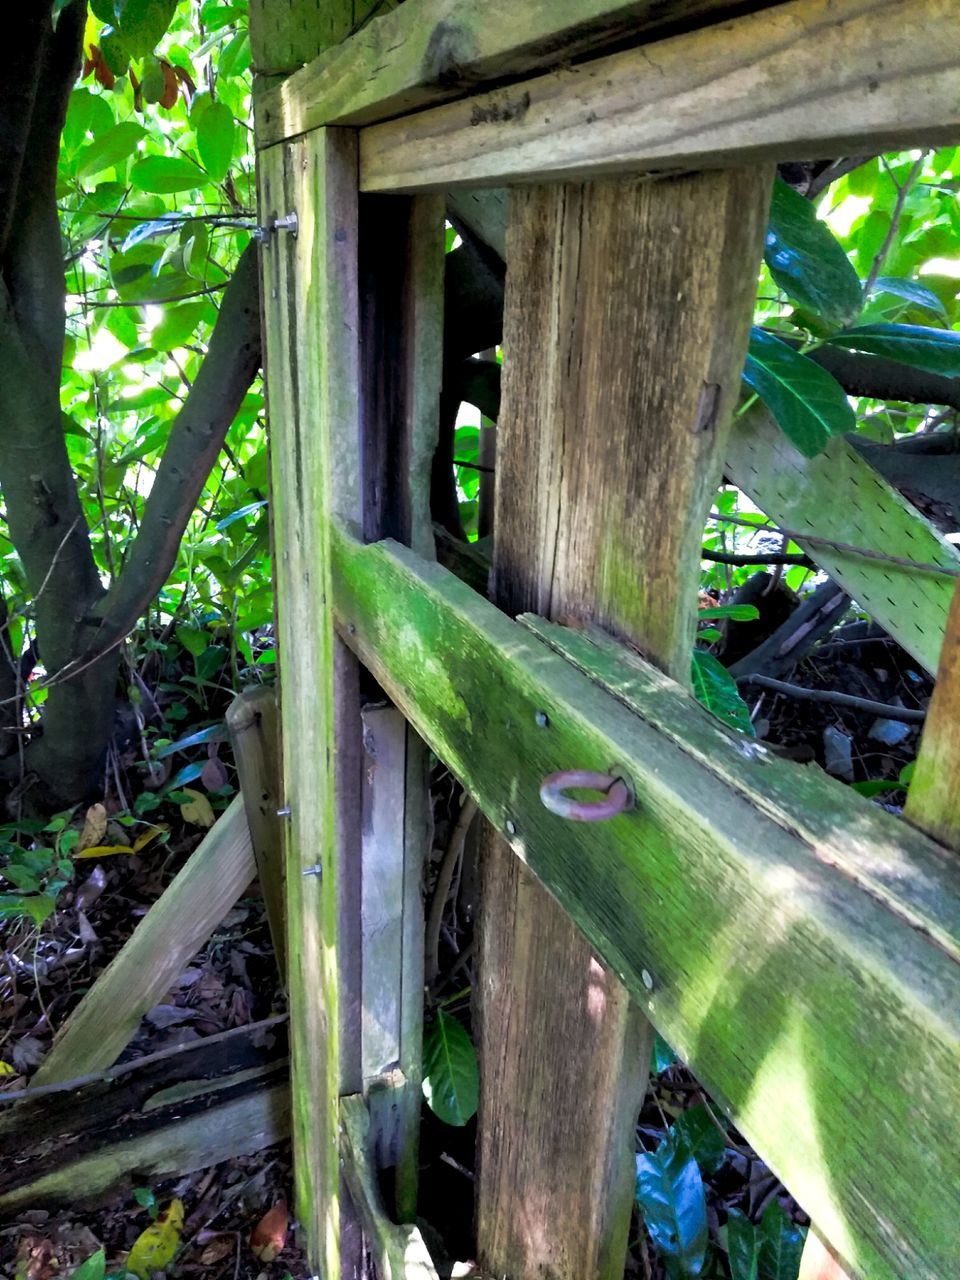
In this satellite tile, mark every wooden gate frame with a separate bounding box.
[251,3,960,1279]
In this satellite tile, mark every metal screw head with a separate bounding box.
[534,710,549,728]
[276,805,291,818]
[505,819,517,836]
[641,969,654,991]
[302,864,323,878]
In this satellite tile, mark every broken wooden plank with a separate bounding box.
[340,1093,440,1280]
[0,1020,287,1205]
[31,796,255,1087]
[331,527,960,1280]
[359,0,960,192]
[477,168,772,1279]
[255,0,786,142]
[227,685,285,977]
[725,404,960,677]
[0,1080,289,1214]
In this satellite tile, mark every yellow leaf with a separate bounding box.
[179,788,214,828]
[132,824,168,853]
[73,843,135,859]
[126,1198,183,1280]
[77,803,108,852]
[0,1060,17,1076]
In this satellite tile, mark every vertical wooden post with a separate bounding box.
[227,685,285,979]
[258,125,364,1278]
[478,169,773,1278]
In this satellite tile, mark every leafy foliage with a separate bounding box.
[422,1009,479,1126]
[691,650,755,735]
[764,176,862,330]
[635,1128,709,1277]
[742,328,854,457]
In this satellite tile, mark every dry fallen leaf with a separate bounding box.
[179,788,215,828]
[198,1236,235,1266]
[74,824,167,860]
[249,1199,288,1263]
[77,803,107,853]
[126,1198,183,1280]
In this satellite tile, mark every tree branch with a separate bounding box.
[0,10,48,259]
[86,243,262,657]
[809,344,960,412]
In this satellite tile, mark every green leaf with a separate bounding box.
[698,605,760,622]
[826,323,960,377]
[114,0,179,57]
[691,650,755,736]
[131,156,206,195]
[671,1105,726,1176]
[635,1131,708,1278]
[765,178,862,328]
[742,328,855,458]
[175,624,209,657]
[0,893,57,927]
[1,865,42,894]
[75,122,146,180]
[100,27,131,76]
[726,1211,760,1280]
[70,1249,107,1280]
[422,1010,478,1126]
[757,1200,805,1280]
[196,102,235,182]
[870,276,948,319]
[149,301,206,350]
[90,0,116,20]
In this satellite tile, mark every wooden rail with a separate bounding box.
[359,0,960,191]
[331,527,959,1280]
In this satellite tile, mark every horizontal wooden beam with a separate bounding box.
[255,0,785,142]
[359,0,960,191]
[330,527,959,1280]
[726,406,960,677]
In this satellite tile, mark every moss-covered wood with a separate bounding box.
[726,405,959,676]
[477,169,771,1280]
[331,528,960,1280]
[258,127,364,1277]
[255,0,778,143]
[358,0,960,192]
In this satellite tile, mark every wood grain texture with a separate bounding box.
[227,685,285,977]
[905,582,960,846]
[0,1082,289,1214]
[258,128,363,1278]
[726,405,960,677]
[340,1094,440,1278]
[255,0,784,141]
[31,796,254,1086]
[331,529,960,1280]
[359,0,960,192]
[476,171,772,1279]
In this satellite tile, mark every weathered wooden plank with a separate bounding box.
[331,528,960,1280]
[477,169,772,1279]
[0,1082,290,1213]
[359,0,960,192]
[0,1021,288,1202]
[227,685,285,977]
[340,1094,440,1279]
[258,128,364,1278]
[523,619,956,953]
[31,796,254,1086]
[726,405,960,677]
[255,0,786,143]
[905,582,960,845]
[357,189,444,1223]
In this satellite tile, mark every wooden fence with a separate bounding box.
[2,4,956,1280]
[249,2,960,1279]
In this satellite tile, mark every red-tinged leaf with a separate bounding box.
[249,1200,288,1262]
